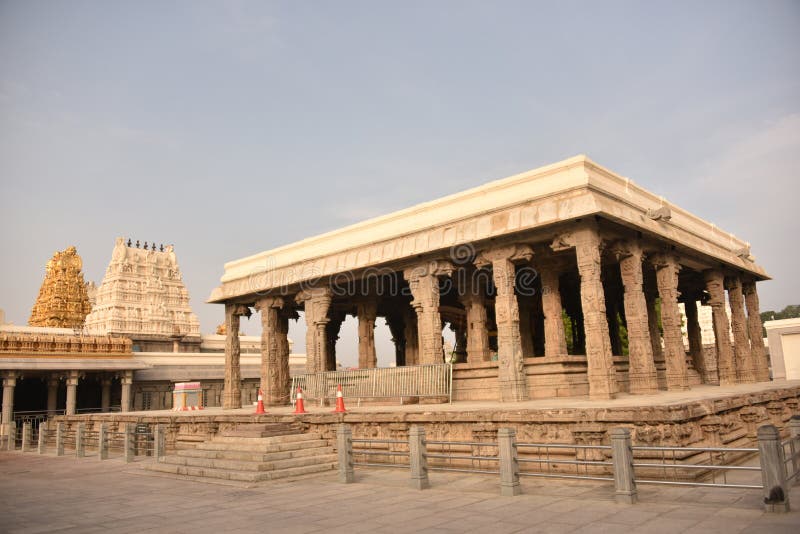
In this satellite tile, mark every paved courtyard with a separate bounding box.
[1,451,799,533]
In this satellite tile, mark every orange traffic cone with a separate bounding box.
[333,384,347,413]
[255,388,266,414]
[293,387,307,414]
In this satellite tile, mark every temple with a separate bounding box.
[210,155,771,406]
[29,247,92,328]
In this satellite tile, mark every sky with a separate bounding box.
[1,1,798,367]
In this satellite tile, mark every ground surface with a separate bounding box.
[1,451,799,533]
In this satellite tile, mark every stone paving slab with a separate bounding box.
[1,451,799,533]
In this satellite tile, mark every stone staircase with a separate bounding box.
[144,423,337,484]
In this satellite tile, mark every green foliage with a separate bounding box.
[617,312,629,356]
[562,309,574,354]
[761,305,800,323]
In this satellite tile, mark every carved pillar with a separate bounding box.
[47,374,59,415]
[325,310,346,371]
[743,280,769,382]
[100,375,112,412]
[277,309,293,399]
[296,288,332,374]
[605,281,623,356]
[518,299,535,358]
[403,307,419,366]
[460,292,490,363]
[684,299,711,384]
[615,243,658,394]
[66,370,79,416]
[704,270,736,385]
[476,245,533,402]
[539,262,568,358]
[2,371,17,426]
[726,276,756,383]
[385,312,406,367]
[357,299,378,369]
[223,302,250,409]
[120,370,133,413]
[556,225,618,399]
[653,253,689,391]
[255,297,289,406]
[404,261,454,365]
[645,290,664,366]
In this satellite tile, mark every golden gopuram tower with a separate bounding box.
[29,246,92,328]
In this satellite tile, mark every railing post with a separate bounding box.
[56,422,64,456]
[153,425,165,461]
[498,428,521,496]
[75,422,85,458]
[38,422,47,454]
[611,427,638,504]
[98,423,108,460]
[789,417,800,486]
[6,421,16,451]
[124,425,134,463]
[409,425,430,490]
[337,424,354,483]
[21,422,31,452]
[757,424,790,512]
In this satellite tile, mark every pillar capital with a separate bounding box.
[226,302,252,318]
[120,370,133,385]
[253,296,284,312]
[703,269,727,306]
[474,244,533,269]
[66,370,80,386]
[609,239,644,261]
[3,370,19,386]
[403,259,455,281]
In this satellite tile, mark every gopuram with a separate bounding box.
[209,155,774,407]
[29,247,92,329]
[85,238,201,352]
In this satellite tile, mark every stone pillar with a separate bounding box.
[653,253,689,391]
[518,299,535,358]
[337,424,354,484]
[684,299,713,384]
[223,302,250,409]
[408,425,430,490]
[404,261,454,365]
[120,370,133,412]
[743,280,770,382]
[326,311,346,371]
[727,276,756,383]
[476,245,533,402]
[66,370,79,416]
[498,428,521,496]
[296,287,332,374]
[100,375,112,412]
[2,371,18,427]
[645,292,664,365]
[255,297,290,406]
[611,427,637,504]
[356,299,378,369]
[385,312,406,367]
[460,294,490,363]
[539,262,567,358]
[452,323,468,362]
[556,225,618,399]
[403,308,419,366]
[704,270,736,385]
[615,243,658,394]
[47,374,59,415]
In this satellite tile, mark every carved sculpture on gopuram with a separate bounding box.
[29,246,92,328]
[84,237,200,338]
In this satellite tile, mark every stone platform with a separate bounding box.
[57,381,800,452]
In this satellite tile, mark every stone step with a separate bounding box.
[161,453,338,472]
[207,433,323,446]
[220,423,305,439]
[144,460,337,483]
[177,444,334,462]
[197,439,328,454]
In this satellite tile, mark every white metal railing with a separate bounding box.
[291,364,452,405]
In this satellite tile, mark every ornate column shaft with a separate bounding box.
[255,297,290,406]
[645,292,664,364]
[296,288,332,374]
[120,370,133,413]
[684,299,715,384]
[47,374,59,415]
[539,262,568,358]
[726,276,756,383]
[385,312,406,367]
[2,371,18,425]
[223,302,250,409]
[66,370,79,416]
[518,299,535,358]
[357,299,378,369]
[476,245,533,402]
[704,270,736,385]
[653,253,689,391]
[743,280,769,382]
[404,261,454,365]
[556,225,618,399]
[100,376,112,412]
[326,310,346,371]
[460,293,490,363]
[615,243,658,394]
[403,308,419,366]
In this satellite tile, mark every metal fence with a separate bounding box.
[337,418,800,511]
[291,364,453,405]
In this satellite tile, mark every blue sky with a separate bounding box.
[1,1,798,366]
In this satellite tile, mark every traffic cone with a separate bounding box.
[255,388,266,414]
[333,384,347,413]
[293,387,307,414]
